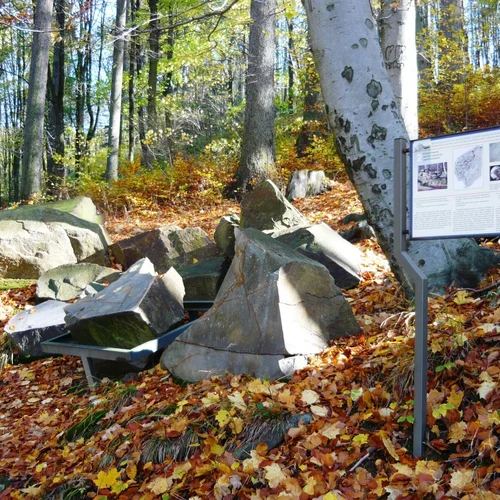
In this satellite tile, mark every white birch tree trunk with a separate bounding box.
[106,0,127,181]
[380,0,419,140]
[303,0,498,293]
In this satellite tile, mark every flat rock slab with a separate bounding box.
[240,179,309,236]
[65,258,185,349]
[0,197,111,279]
[110,226,222,273]
[37,263,120,301]
[5,300,68,357]
[161,228,360,382]
[277,222,362,289]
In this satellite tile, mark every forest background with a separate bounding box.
[0,0,499,208]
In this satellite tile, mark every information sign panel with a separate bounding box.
[410,126,500,239]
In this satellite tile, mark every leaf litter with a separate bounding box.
[1,179,500,498]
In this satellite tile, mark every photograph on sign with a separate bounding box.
[410,127,500,239]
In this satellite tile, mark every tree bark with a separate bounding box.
[21,0,54,199]
[380,0,419,140]
[106,0,127,182]
[234,0,277,192]
[46,0,66,198]
[303,0,499,293]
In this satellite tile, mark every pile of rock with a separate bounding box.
[3,181,365,381]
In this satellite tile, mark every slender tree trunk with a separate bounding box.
[380,0,419,140]
[303,0,499,293]
[234,0,277,192]
[139,0,159,169]
[295,46,325,158]
[287,18,294,114]
[21,0,54,199]
[128,0,139,162]
[46,0,66,197]
[106,0,127,182]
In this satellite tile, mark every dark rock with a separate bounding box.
[109,225,222,273]
[278,222,362,289]
[65,258,185,349]
[240,179,309,236]
[214,214,240,259]
[161,228,360,382]
[178,256,230,301]
[5,300,68,357]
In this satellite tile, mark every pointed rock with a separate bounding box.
[277,222,362,289]
[240,179,309,236]
[161,228,360,381]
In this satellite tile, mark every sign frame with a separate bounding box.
[410,126,500,240]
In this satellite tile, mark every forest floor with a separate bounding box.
[1,178,500,499]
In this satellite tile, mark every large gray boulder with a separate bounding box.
[277,223,362,289]
[240,180,309,236]
[4,300,68,357]
[109,226,222,273]
[161,228,360,381]
[65,258,185,349]
[37,263,120,301]
[0,197,111,279]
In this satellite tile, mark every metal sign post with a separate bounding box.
[394,138,429,457]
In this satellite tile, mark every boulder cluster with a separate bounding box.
[3,179,365,382]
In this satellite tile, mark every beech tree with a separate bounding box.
[302,0,498,292]
[234,0,277,192]
[20,0,54,199]
[46,0,66,197]
[106,0,127,182]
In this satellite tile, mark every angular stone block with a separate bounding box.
[277,222,362,289]
[178,257,230,301]
[37,263,120,301]
[65,258,184,349]
[240,179,309,236]
[5,300,68,357]
[214,214,240,259]
[109,226,222,273]
[161,228,360,382]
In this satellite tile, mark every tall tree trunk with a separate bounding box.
[287,18,294,114]
[234,0,277,192]
[46,0,66,198]
[140,0,160,169]
[21,0,54,199]
[380,0,419,140]
[303,0,499,293]
[106,0,127,182]
[128,0,140,162]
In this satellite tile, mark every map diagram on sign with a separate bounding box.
[454,145,483,189]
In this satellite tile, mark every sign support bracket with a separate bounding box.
[394,137,429,457]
